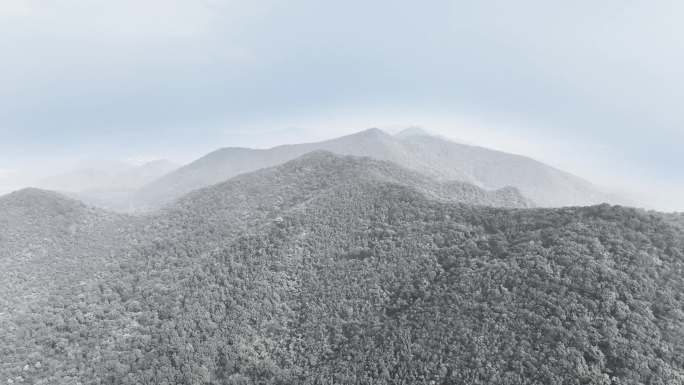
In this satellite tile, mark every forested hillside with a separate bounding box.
[2,154,683,384]
[142,152,532,254]
[0,189,141,380]
[0,189,137,315]
[665,213,684,232]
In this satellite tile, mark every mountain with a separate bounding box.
[133,128,608,210]
[165,150,533,215]
[143,152,531,256]
[3,156,683,384]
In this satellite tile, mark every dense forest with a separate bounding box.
[0,189,137,321]
[665,213,684,232]
[1,153,683,384]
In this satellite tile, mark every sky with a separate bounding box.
[0,0,682,211]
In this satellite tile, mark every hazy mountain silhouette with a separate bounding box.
[37,159,178,194]
[33,159,179,211]
[133,128,608,210]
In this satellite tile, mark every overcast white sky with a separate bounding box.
[0,0,682,211]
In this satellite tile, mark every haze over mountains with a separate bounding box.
[0,128,638,212]
[28,159,177,211]
[36,159,178,193]
[116,128,608,211]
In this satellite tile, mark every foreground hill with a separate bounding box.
[0,189,137,312]
[2,156,683,384]
[0,188,137,366]
[133,128,608,210]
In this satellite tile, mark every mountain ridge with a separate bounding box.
[132,128,608,210]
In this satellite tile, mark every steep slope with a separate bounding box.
[134,128,607,210]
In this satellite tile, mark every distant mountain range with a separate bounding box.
[131,128,610,211]
[37,159,178,193]
[1,128,616,212]
[33,159,178,211]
